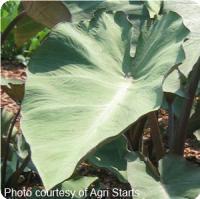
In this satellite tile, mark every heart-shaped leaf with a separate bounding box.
[21,11,189,189]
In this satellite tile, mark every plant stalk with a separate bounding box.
[172,57,200,155]
[168,101,175,150]
[148,112,165,160]
[126,115,147,151]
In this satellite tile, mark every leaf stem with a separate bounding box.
[126,115,147,151]
[148,112,165,161]
[168,100,175,150]
[172,57,200,155]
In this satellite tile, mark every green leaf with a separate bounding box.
[63,0,146,23]
[22,11,188,189]
[127,153,200,199]
[128,2,149,58]
[1,150,18,182]
[88,135,128,183]
[162,68,186,98]
[1,1,20,32]
[1,109,18,149]
[1,109,22,182]
[22,1,71,28]
[63,1,149,58]
[27,29,50,53]
[1,108,29,157]
[163,0,200,95]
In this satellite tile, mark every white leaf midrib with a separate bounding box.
[87,80,132,137]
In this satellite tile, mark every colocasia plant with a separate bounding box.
[1,1,200,199]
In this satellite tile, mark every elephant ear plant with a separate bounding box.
[21,6,188,188]
[1,1,200,198]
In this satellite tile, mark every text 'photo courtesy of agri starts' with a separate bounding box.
[1,0,200,199]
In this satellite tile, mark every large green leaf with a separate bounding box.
[21,11,189,189]
[127,153,200,199]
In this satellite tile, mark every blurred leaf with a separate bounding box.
[1,109,31,185]
[1,84,25,102]
[127,153,200,199]
[1,1,20,32]
[1,76,25,102]
[13,133,29,159]
[14,15,44,47]
[1,109,28,156]
[1,109,18,180]
[27,28,50,54]
[1,108,15,137]
[22,1,71,28]
[1,32,18,60]
[144,0,162,18]
[1,150,18,182]
[194,129,200,141]
[1,76,24,87]
[197,83,200,95]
